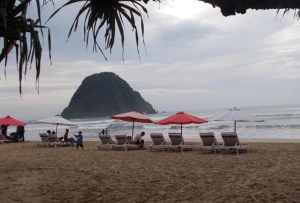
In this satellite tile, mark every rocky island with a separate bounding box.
[61,72,156,119]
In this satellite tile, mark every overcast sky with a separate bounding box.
[1,0,300,120]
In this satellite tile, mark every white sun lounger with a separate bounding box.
[48,135,63,147]
[0,134,13,144]
[149,133,170,152]
[199,132,222,154]
[168,133,194,152]
[114,135,139,151]
[37,133,51,147]
[98,134,116,150]
[221,132,249,155]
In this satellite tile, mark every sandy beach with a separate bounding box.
[1,140,300,203]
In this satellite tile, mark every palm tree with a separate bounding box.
[48,0,162,61]
[1,0,162,94]
[0,0,51,94]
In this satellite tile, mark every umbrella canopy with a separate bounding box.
[36,115,77,135]
[156,111,208,135]
[111,111,154,137]
[0,116,27,126]
[208,107,264,132]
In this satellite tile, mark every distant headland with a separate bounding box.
[61,72,156,119]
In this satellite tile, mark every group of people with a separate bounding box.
[99,127,146,149]
[1,124,145,150]
[46,129,83,150]
[101,128,109,135]
[1,125,25,142]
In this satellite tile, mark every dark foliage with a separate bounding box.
[48,0,162,61]
[200,0,300,17]
[0,0,51,94]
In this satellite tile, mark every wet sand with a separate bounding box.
[0,140,300,202]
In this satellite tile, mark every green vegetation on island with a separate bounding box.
[61,72,156,119]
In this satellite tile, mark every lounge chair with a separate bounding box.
[37,133,51,147]
[0,133,14,144]
[168,133,194,152]
[149,133,170,152]
[98,134,116,150]
[114,135,139,151]
[48,135,64,147]
[221,132,249,155]
[199,132,222,154]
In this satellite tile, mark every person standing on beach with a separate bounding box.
[17,126,25,141]
[74,131,83,150]
[1,125,8,136]
[133,132,145,149]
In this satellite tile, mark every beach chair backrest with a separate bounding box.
[48,135,58,142]
[0,134,7,140]
[169,133,184,145]
[221,132,239,146]
[114,135,128,145]
[39,133,49,142]
[200,132,217,146]
[150,133,166,145]
[99,134,113,144]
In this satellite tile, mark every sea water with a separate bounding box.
[10,104,300,141]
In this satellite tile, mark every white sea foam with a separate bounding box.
[13,104,300,140]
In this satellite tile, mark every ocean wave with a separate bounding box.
[209,125,231,130]
[255,113,300,117]
[244,124,300,129]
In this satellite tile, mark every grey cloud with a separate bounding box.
[2,1,300,118]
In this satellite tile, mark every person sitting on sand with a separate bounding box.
[64,129,76,146]
[133,131,145,149]
[74,131,83,150]
[46,130,51,136]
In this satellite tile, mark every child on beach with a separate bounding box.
[74,131,83,150]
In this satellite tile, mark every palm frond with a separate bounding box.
[48,0,162,60]
[0,0,52,94]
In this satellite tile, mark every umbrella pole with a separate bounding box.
[181,123,182,135]
[132,119,135,139]
[56,123,58,136]
[234,121,236,133]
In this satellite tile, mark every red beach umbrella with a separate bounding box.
[0,116,27,126]
[156,111,208,135]
[111,111,154,137]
